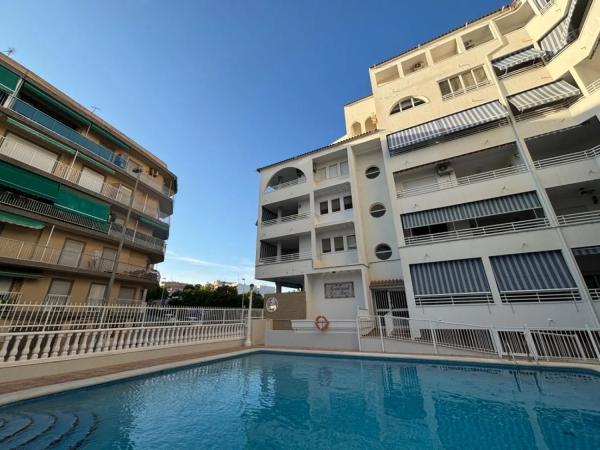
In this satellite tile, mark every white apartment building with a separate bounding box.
[255,0,600,330]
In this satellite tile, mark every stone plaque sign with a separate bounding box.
[324,282,355,299]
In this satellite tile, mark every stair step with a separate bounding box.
[3,413,56,449]
[0,415,32,442]
[51,412,97,450]
[21,412,78,450]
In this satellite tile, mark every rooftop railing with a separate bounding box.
[0,136,171,223]
[10,97,128,168]
[557,210,600,227]
[265,176,306,193]
[0,235,159,282]
[257,251,312,265]
[397,164,527,198]
[261,211,310,226]
[404,217,550,246]
[533,145,600,170]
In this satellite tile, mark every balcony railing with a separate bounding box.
[0,136,170,223]
[261,211,310,226]
[314,172,349,184]
[265,176,306,193]
[0,292,22,305]
[0,236,160,282]
[533,145,600,170]
[44,294,72,306]
[10,97,128,168]
[557,210,600,227]
[0,189,166,252]
[442,80,491,101]
[397,164,527,198]
[414,292,494,306]
[590,288,600,301]
[500,289,581,303]
[404,217,550,246]
[257,251,312,265]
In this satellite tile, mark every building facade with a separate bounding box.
[0,55,176,305]
[255,0,600,329]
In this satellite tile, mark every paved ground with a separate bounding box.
[0,346,260,395]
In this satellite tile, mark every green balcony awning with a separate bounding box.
[0,270,41,279]
[0,160,60,201]
[55,185,110,222]
[0,211,45,229]
[139,216,170,239]
[90,124,130,150]
[22,82,91,127]
[0,64,20,93]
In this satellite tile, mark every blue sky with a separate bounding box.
[2,0,505,285]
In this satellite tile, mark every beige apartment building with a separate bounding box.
[0,55,176,305]
[256,0,600,332]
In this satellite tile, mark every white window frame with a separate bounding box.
[438,66,489,100]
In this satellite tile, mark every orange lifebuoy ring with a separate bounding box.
[314,315,329,331]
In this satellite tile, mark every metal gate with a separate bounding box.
[372,289,409,318]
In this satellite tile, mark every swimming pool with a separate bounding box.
[1,351,599,449]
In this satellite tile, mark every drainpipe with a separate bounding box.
[66,151,79,182]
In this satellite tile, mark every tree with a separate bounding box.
[167,283,264,308]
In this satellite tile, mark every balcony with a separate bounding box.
[314,157,350,188]
[0,135,171,223]
[557,210,600,227]
[257,251,312,265]
[315,248,358,268]
[10,97,128,169]
[125,161,175,198]
[499,289,581,304]
[397,164,527,198]
[0,292,22,305]
[0,189,165,253]
[0,235,160,282]
[265,176,306,193]
[590,289,600,301]
[404,217,550,246]
[533,145,600,170]
[262,212,310,227]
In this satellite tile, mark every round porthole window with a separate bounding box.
[266,297,279,313]
[370,203,386,218]
[375,244,392,260]
[365,166,380,179]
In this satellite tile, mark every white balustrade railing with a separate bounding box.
[0,135,170,222]
[397,164,527,198]
[499,288,581,303]
[357,315,600,362]
[404,217,550,245]
[590,288,600,301]
[0,303,262,333]
[0,292,22,304]
[533,145,600,170]
[258,251,312,265]
[265,176,307,193]
[557,210,600,227]
[0,322,246,363]
[0,236,159,283]
[588,78,600,95]
[261,211,311,227]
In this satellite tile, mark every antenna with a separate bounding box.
[90,105,101,114]
[2,48,15,57]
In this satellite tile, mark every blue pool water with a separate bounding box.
[1,352,600,449]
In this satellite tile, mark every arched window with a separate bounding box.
[265,167,306,192]
[351,122,363,136]
[390,96,427,115]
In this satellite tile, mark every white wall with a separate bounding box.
[305,270,364,320]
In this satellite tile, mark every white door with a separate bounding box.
[78,167,105,193]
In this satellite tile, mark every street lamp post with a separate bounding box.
[241,277,246,310]
[244,284,255,347]
[103,167,142,305]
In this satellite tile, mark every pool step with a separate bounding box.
[2,412,56,448]
[21,412,78,450]
[51,411,97,450]
[0,415,33,442]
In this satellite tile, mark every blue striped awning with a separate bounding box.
[492,47,547,72]
[387,101,508,154]
[573,246,600,256]
[401,192,541,229]
[490,250,576,291]
[539,0,578,55]
[508,80,580,112]
[410,258,490,295]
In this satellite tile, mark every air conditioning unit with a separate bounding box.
[437,163,453,176]
[413,62,423,71]
[464,40,474,49]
